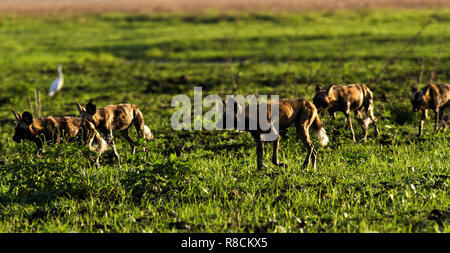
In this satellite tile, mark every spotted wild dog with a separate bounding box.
[313,83,380,142]
[218,97,329,170]
[11,110,107,166]
[76,102,154,166]
[410,83,450,136]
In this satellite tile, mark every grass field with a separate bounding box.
[0,6,449,233]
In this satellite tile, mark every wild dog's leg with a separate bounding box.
[343,101,356,141]
[271,136,279,165]
[366,102,380,137]
[89,134,101,168]
[99,127,114,145]
[100,127,120,165]
[256,141,264,170]
[54,127,62,144]
[94,137,106,168]
[436,108,444,133]
[89,132,105,168]
[345,109,356,142]
[91,135,102,168]
[121,129,137,154]
[110,140,120,166]
[328,109,337,119]
[47,119,61,144]
[311,145,317,169]
[296,123,316,169]
[418,110,426,136]
[433,108,440,135]
[438,109,447,132]
[251,132,264,170]
[443,114,448,131]
[34,139,44,158]
[105,129,114,145]
[95,154,101,168]
[271,136,287,168]
[354,109,368,140]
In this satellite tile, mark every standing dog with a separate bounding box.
[219,97,329,170]
[76,103,154,165]
[313,83,380,141]
[410,83,450,136]
[11,110,107,166]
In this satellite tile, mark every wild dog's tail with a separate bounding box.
[87,125,108,154]
[133,105,154,140]
[143,124,154,140]
[311,112,329,146]
[87,129,108,167]
[94,132,108,154]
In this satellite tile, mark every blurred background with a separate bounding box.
[1,0,450,14]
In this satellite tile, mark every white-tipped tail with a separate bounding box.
[98,138,108,153]
[143,125,154,140]
[363,117,372,129]
[314,127,329,146]
[89,134,109,154]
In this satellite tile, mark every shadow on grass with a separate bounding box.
[0,158,90,206]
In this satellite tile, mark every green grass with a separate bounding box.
[0,9,449,232]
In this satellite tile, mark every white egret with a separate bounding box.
[48,64,64,96]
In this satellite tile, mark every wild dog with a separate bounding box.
[218,97,329,170]
[410,83,450,136]
[76,102,154,166]
[11,110,107,166]
[313,83,380,142]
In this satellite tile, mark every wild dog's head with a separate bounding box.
[11,110,34,143]
[410,86,429,112]
[76,102,97,125]
[313,84,334,109]
[216,97,243,130]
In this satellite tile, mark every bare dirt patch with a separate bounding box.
[1,0,449,15]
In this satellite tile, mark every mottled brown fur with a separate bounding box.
[220,98,328,170]
[313,83,380,141]
[11,110,106,166]
[410,83,450,136]
[76,102,154,166]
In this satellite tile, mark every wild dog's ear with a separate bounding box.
[327,84,335,96]
[85,102,97,115]
[21,111,33,125]
[316,85,323,92]
[423,86,431,97]
[410,86,418,94]
[11,110,21,121]
[75,103,86,114]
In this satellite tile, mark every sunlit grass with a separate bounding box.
[0,10,449,232]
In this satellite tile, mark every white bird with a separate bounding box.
[48,64,64,96]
